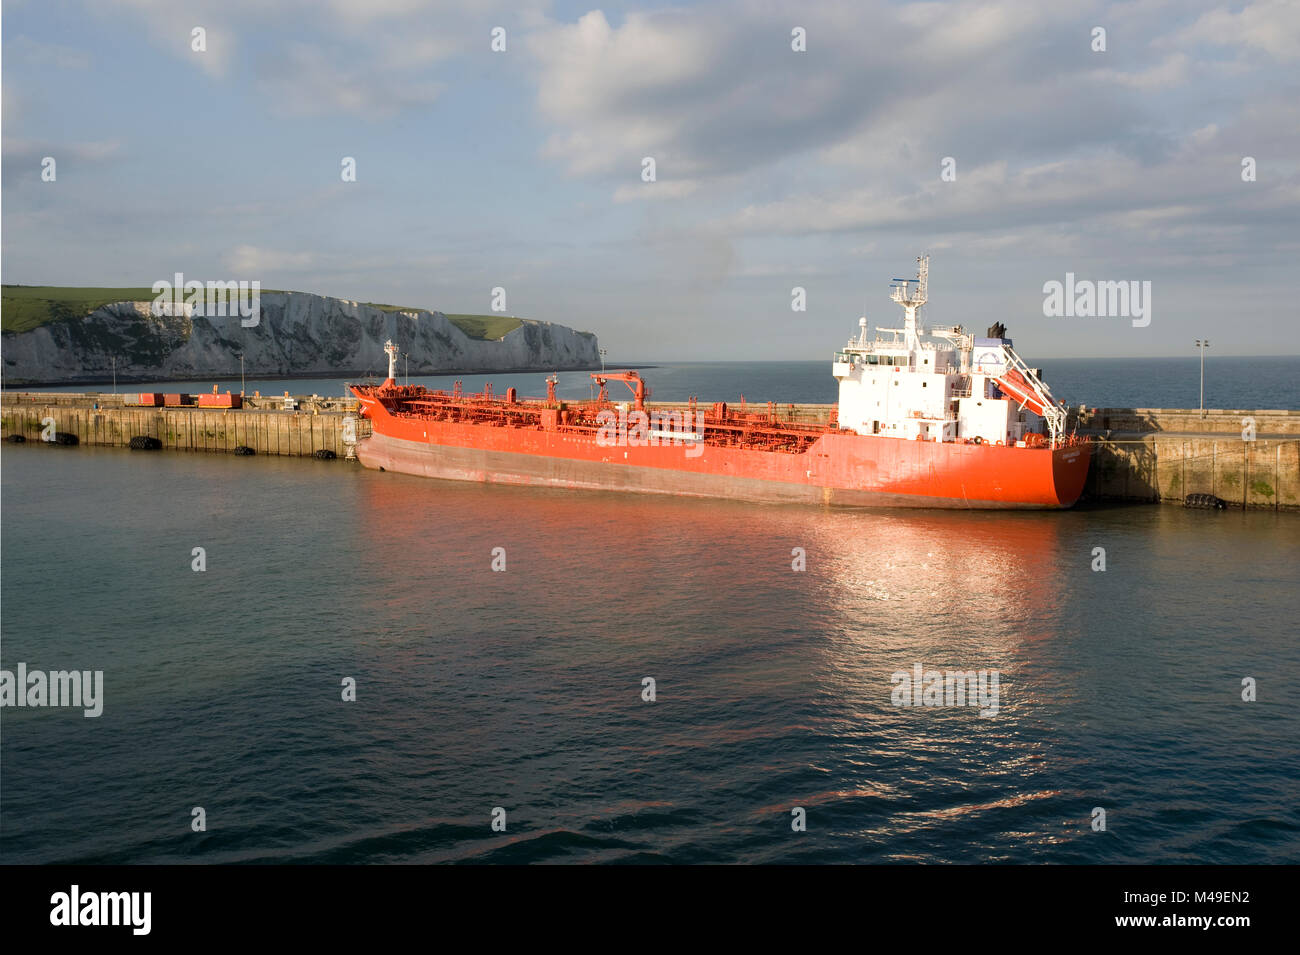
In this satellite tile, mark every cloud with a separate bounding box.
[98,0,548,104]
[255,42,444,117]
[1,138,123,184]
[100,0,239,76]
[3,139,123,162]
[1090,53,1191,90]
[225,245,315,273]
[515,0,1298,271]
[525,1,1118,185]
[612,179,702,202]
[1167,0,1300,61]
[722,129,1299,242]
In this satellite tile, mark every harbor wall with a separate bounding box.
[1067,408,1299,510]
[1068,407,1300,437]
[1,395,366,457]
[1080,434,1299,509]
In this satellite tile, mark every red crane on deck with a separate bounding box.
[591,371,648,410]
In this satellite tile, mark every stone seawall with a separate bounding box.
[1067,408,1299,510]
[1069,407,1300,436]
[1,396,366,458]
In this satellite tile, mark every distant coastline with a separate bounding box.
[1,286,601,386]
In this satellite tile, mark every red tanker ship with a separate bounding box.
[350,257,1091,508]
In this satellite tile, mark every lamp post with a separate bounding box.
[600,348,608,373]
[110,357,116,394]
[404,352,409,386]
[1195,340,1209,418]
[237,353,245,396]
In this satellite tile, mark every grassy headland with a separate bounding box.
[3,286,538,341]
[2,286,163,333]
[363,304,524,341]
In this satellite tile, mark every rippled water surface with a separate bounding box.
[2,446,1298,863]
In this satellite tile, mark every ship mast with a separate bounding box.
[889,254,928,354]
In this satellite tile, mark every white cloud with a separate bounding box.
[102,0,238,76]
[612,179,702,202]
[720,127,1300,241]
[225,245,315,272]
[98,0,546,103]
[522,0,1170,193]
[256,42,444,117]
[512,0,1300,266]
[1091,53,1191,90]
[1168,0,1300,61]
[1,138,123,182]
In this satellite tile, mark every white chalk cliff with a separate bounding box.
[1,292,601,385]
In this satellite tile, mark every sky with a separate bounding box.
[2,0,1298,360]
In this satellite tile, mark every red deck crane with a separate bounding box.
[591,371,648,410]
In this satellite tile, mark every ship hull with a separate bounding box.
[354,415,1091,509]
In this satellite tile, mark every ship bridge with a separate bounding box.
[832,256,1068,447]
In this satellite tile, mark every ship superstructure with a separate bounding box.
[833,255,1066,448]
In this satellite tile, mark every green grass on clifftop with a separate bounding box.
[2,284,271,334]
[2,286,160,333]
[442,314,525,340]
[4,287,589,343]
[365,303,525,341]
